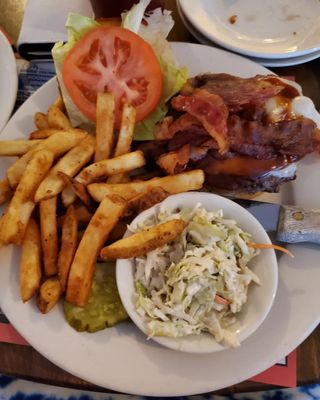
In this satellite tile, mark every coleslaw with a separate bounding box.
[134,203,261,347]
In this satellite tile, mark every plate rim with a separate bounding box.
[0,42,320,396]
[179,0,320,59]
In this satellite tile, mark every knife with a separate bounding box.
[233,199,320,244]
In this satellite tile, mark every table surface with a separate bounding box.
[0,0,319,396]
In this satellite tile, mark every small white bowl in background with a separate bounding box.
[116,192,278,354]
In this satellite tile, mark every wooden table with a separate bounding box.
[0,0,319,396]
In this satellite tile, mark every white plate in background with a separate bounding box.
[0,43,320,396]
[179,0,320,59]
[177,1,320,67]
[0,31,18,132]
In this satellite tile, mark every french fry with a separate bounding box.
[74,204,93,227]
[70,178,92,207]
[29,128,61,140]
[100,219,187,260]
[124,186,169,218]
[37,277,62,313]
[0,150,54,245]
[34,112,49,130]
[40,196,58,276]
[108,103,136,184]
[58,172,92,207]
[0,140,42,156]
[57,205,78,292]
[114,103,136,157]
[0,178,13,205]
[57,204,93,228]
[66,195,126,307]
[76,150,145,185]
[53,95,65,111]
[48,105,71,130]
[95,92,115,162]
[34,134,95,202]
[7,129,88,189]
[20,218,42,302]
[61,184,76,208]
[88,170,205,202]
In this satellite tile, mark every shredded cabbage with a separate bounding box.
[134,204,260,348]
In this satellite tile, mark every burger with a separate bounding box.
[145,73,320,194]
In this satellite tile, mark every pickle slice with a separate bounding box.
[64,262,128,332]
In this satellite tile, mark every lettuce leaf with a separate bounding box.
[52,13,98,132]
[52,3,188,140]
[122,5,188,139]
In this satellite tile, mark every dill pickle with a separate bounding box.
[64,262,128,332]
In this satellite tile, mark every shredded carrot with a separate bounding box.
[214,294,231,306]
[248,242,294,258]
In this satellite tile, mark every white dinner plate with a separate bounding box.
[177,1,320,67]
[0,31,18,133]
[0,43,320,397]
[179,0,320,59]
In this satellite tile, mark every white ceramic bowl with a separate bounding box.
[116,192,278,354]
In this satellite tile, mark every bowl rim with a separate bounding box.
[116,191,278,354]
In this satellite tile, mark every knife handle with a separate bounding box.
[277,206,320,244]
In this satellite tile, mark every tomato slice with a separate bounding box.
[62,26,163,127]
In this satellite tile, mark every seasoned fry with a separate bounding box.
[66,195,126,307]
[95,92,115,162]
[37,277,62,314]
[29,128,61,140]
[40,196,58,276]
[58,204,93,228]
[0,178,13,205]
[114,103,136,157]
[124,187,169,218]
[34,112,49,130]
[88,170,205,202]
[34,135,95,202]
[108,103,136,184]
[76,150,145,185]
[70,178,92,207]
[53,95,65,111]
[7,129,88,189]
[58,205,78,292]
[61,184,76,208]
[48,105,71,130]
[100,219,187,260]
[20,219,42,302]
[0,140,42,156]
[0,150,54,245]
[59,172,93,207]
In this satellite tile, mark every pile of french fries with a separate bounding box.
[0,92,205,314]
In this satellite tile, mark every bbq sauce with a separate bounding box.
[200,154,297,179]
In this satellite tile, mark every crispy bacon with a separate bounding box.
[182,74,295,112]
[171,89,229,153]
[154,114,203,140]
[156,144,190,175]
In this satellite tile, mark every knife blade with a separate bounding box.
[232,199,320,244]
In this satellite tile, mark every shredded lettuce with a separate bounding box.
[52,2,188,139]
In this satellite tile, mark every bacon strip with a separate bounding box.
[171,89,229,154]
[156,144,190,175]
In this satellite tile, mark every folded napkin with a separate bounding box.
[17,0,93,60]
